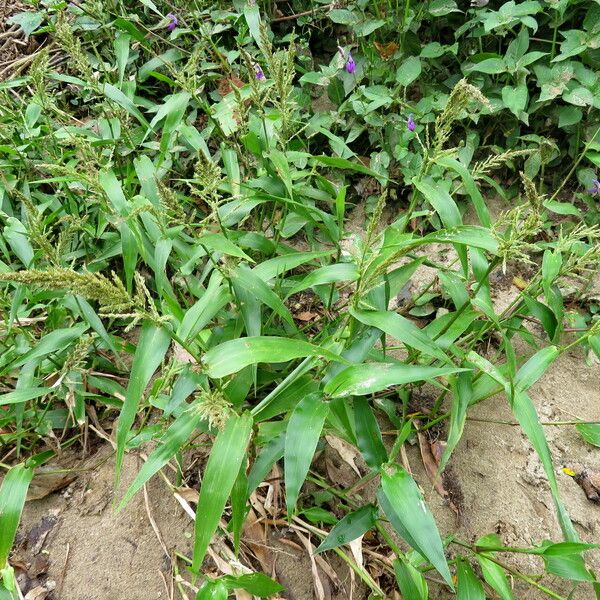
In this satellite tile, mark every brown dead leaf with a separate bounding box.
[569,466,600,503]
[217,75,245,97]
[24,586,49,600]
[242,506,274,573]
[27,468,76,501]
[175,486,199,504]
[325,435,362,477]
[292,530,329,600]
[294,311,317,322]
[374,41,399,59]
[416,429,448,501]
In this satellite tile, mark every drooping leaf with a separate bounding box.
[203,336,345,378]
[192,413,253,572]
[353,397,387,469]
[350,307,449,362]
[393,558,428,600]
[118,407,202,510]
[284,393,329,514]
[0,464,34,569]
[316,505,378,554]
[456,557,486,600]
[115,323,171,481]
[379,465,453,587]
[324,363,466,398]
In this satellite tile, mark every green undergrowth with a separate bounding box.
[1,0,600,598]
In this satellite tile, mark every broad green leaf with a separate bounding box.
[350,307,449,362]
[203,336,345,378]
[380,465,453,587]
[12,323,88,369]
[413,178,461,229]
[178,273,230,342]
[192,412,253,572]
[285,393,329,514]
[0,388,50,405]
[475,537,515,600]
[393,558,428,600]
[512,391,577,541]
[196,580,228,600]
[8,11,43,35]
[247,433,285,496]
[515,346,559,392]
[542,551,593,581]
[576,423,600,447]
[115,324,171,481]
[253,251,333,281]
[118,407,202,509]
[0,464,34,568]
[286,263,359,297]
[102,84,150,128]
[324,363,466,398]
[233,264,296,329]
[456,558,485,599]
[316,505,378,554]
[310,155,387,182]
[396,56,421,87]
[354,397,387,469]
[440,372,473,473]
[222,573,284,596]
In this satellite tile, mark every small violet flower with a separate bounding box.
[345,52,356,74]
[254,64,265,80]
[588,179,600,194]
[166,12,178,32]
[337,46,356,74]
[407,113,416,132]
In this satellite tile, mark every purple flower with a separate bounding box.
[166,13,178,31]
[407,113,416,132]
[254,63,265,80]
[345,52,356,74]
[588,179,600,194]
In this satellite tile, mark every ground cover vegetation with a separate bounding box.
[0,0,600,597]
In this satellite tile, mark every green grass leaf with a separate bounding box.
[576,423,600,447]
[192,412,253,572]
[350,307,449,362]
[379,465,453,587]
[115,323,171,482]
[284,393,329,514]
[203,336,346,378]
[324,363,466,398]
[315,504,378,554]
[456,558,486,599]
[118,407,202,510]
[0,463,34,568]
[354,397,387,469]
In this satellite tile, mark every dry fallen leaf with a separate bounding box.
[325,435,362,477]
[566,465,600,503]
[374,41,399,59]
[27,468,77,501]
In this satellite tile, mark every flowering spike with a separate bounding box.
[166,13,178,32]
[254,63,265,80]
[407,114,416,132]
